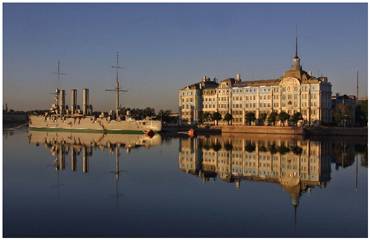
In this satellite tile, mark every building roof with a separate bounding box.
[233,79,280,87]
[331,94,356,100]
[220,77,236,83]
[180,79,218,91]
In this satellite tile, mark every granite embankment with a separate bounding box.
[219,125,367,137]
[305,126,367,137]
[220,125,304,135]
[164,125,367,137]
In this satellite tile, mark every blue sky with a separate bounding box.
[3,3,368,111]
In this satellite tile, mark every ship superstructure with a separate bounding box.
[29,55,162,134]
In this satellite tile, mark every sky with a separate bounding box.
[3,3,368,112]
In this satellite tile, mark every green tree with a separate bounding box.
[291,112,303,126]
[332,103,352,127]
[245,142,256,152]
[259,112,268,125]
[157,109,171,123]
[224,142,233,151]
[268,143,278,154]
[290,145,303,155]
[278,111,290,126]
[202,112,211,123]
[223,113,233,125]
[267,111,278,126]
[212,112,222,126]
[278,144,290,155]
[259,145,268,152]
[355,101,368,126]
[198,111,204,124]
[202,139,211,150]
[245,112,256,126]
[143,107,156,118]
[212,141,222,151]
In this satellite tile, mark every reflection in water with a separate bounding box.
[4,129,367,237]
[178,134,367,223]
[28,131,163,204]
[28,130,162,175]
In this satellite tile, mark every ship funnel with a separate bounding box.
[59,89,66,115]
[82,146,88,173]
[70,89,77,114]
[82,88,89,115]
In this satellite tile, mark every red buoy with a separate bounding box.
[188,128,196,137]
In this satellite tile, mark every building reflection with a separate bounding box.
[179,134,367,213]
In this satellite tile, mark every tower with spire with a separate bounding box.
[292,34,301,71]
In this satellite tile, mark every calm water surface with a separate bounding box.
[3,128,368,237]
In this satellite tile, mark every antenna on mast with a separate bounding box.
[105,52,127,119]
[50,61,67,110]
[356,70,359,104]
[53,60,66,88]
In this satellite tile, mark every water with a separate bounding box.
[3,128,368,237]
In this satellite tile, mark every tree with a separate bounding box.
[268,143,278,154]
[245,112,256,126]
[198,111,205,124]
[245,142,256,152]
[278,144,290,155]
[267,111,278,126]
[259,145,268,152]
[278,111,290,126]
[355,101,368,126]
[124,107,156,120]
[291,112,303,126]
[223,113,233,125]
[259,112,268,125]
[332,103,352,127]
[157,109,171,123]
[202,139,211,150]
[212,141,222,151]
[224,141,233,151]
[212,112,222,126]
[202,112,211,124]
[143,107,156,118]
[290,145,303,155]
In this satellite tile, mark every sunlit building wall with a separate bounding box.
[179,46,332,125]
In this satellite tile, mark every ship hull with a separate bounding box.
[29,115,162,134]
[28,130,162,147]
[29,127,145,134]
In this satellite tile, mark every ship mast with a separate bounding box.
[50,61,66,116]
[106,52,127,119]
[53,60,66,89]
[356,71,359,104]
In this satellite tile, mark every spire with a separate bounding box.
[294,204,298,226]
[291,26,301,70]
[295,34,298,58]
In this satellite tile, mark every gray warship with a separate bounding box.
[29,54,162,134]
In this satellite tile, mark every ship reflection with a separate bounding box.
[28,131,162,174]
[178,134,367,224]
[28,131,162,207]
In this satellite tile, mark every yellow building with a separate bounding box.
[178,76,218,124]
[178,39,332,125]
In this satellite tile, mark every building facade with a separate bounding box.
[179,42,332,125]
